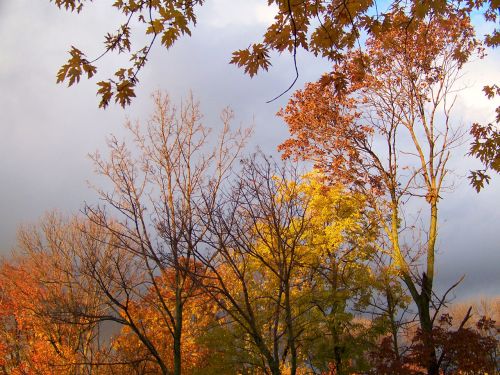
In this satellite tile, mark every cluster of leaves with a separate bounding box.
[2,249,498,374]
[49,0,499,107]
[469,84,500,191]
[108,270,217,374]
[0,258,211,374]
[412,314,498,374]
[0,249,109,374]
[231,0,484,79]
[52,0,204,108]
[369,313,499,375]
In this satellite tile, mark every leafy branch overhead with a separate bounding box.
[51,0,499,108]
[56,47,96,86]
[52,0,203,108]
[468,85,500,192]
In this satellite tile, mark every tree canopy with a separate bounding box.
[49,0,500,188]
[1,88,498,373]
[0,2,498,374]
[50,0,498,107]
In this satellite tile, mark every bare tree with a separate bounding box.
[80,91,249,374]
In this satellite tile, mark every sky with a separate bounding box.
[0,0,498,300]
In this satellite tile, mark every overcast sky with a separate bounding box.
[0,0,498,300]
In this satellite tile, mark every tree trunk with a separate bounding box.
[173,330,181,375]
[422,201,439,375]
[173,274,183,375]
[418,294,439,375]
[386,287,401,361]
[268,360,281,375]
[284,281,297,375]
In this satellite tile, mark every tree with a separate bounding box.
[192,156,380,374]
[196,154,313,375]
[109,264,217,374]
[297,173,379,375]
[410,312,498,374]
[369,309,499,374]
[49,0,497,107]
[82,91,248,375]
[1,213,222,375]
[0,214,112,374]
[278,11,479,375]
[0,93,249,375]
[364,254,414,369]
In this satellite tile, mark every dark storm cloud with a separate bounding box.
[0,0,498,299]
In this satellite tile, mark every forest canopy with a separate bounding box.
[0,1,498,375]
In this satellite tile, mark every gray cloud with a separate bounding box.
[0,0,498,299]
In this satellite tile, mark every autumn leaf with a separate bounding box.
[56,46,96,86]
[230,44,271,77]
[97,80,113,108]
[115,79,136,107]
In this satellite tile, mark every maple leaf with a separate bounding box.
[115,80,136,108]
[97,81,113,109]
[230,44,271,77]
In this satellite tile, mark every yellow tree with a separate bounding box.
[197,155,312,375]
[297,174,379,374]
[196,156,378,374]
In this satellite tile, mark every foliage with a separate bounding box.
[1,90,499,374]
[51,0,204,108]
[370,313,499,375]
[46,0,500,195]
[0,221,110,374]
[468,84,500,191]
[49,0,497,107]
[411,314,498,374]
[110,267,217,374]
[195,163,381,374]
[278,11,480,375]
[368,336,421,375]
[297,174,379,374]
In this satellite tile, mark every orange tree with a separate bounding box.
[110,264,217,374]
[0,246,107,374]
[278,11,480,375]
[468,85,500,191]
